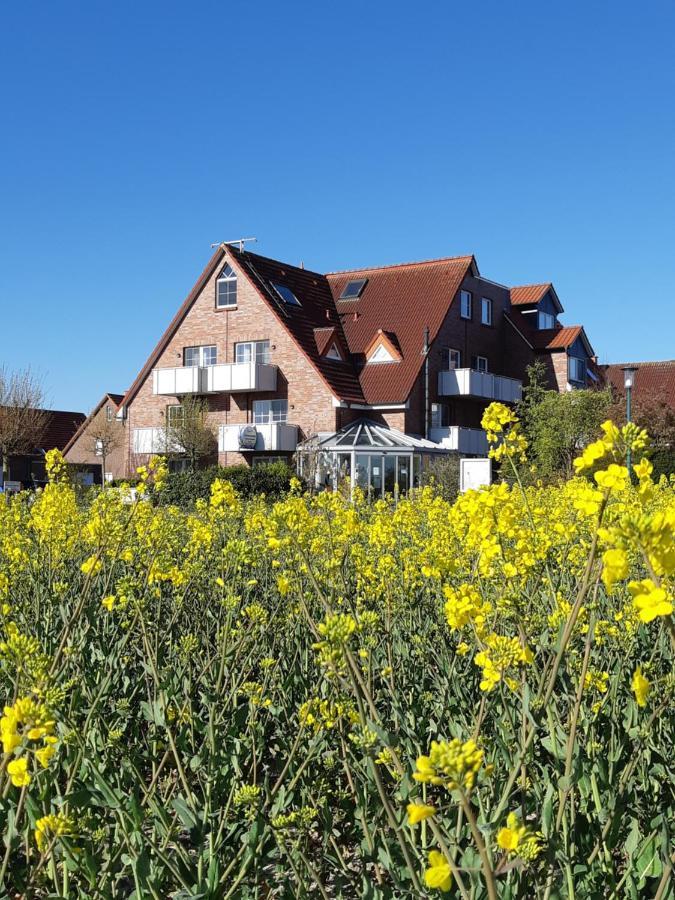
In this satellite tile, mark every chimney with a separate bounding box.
[300,261,305,269]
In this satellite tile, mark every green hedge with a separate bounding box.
[157,462,296,508]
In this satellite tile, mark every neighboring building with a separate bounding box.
[1,409,85,489]
[114,244,600,493]
[603,361,675,412]
[63,393,126,484]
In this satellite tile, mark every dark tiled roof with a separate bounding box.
[327,256,474,403]
[40,410,86,451]
[228,247,365,403]
[510,283,552,306]
[603,361,675,411]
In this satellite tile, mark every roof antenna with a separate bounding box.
[211,237,258,253]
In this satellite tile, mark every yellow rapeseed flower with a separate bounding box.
[406,802,436,825]
[424,850,452,892]
[631,666,650,707]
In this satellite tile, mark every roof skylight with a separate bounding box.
[339,278,368,300]
[271,282,301,306]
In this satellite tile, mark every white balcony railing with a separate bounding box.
[218,422,299,453]
[153,363,278,396]
[429,426,489,456]
[153,366,205,395]
[438,369,522,403]
[132,427,184,455]
[206,362,277,393]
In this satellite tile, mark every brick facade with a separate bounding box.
[113,247,598,477]
[125,260,337,473]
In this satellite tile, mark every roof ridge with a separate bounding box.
[607,359,675,367]
[228,246,325,280]
[326,254,474,276]
[511,281,552,289]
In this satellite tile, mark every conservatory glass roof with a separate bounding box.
[303,418,443,451]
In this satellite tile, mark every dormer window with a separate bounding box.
[538,311,556,330]
[339,278,368,300]
[271,282,301,306]
[216,264,237,308]
[326,343,343,361]
[365,331,402,364]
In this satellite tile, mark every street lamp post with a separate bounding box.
[621,366,638,472]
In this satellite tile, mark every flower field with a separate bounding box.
[1,406,674,898]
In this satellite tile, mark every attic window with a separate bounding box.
[271,282,301,306]
[216,264,237,308]
[339,278,367,300]
[368,343,396,364]
[326,343,343,361]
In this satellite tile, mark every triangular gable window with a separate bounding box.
[368,342,396,364]
[325,343,343,361]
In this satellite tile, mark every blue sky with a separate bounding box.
[1,1,674,412]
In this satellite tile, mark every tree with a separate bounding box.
[0,367,49,483]
[87,405,122,487]
[162,396,217,472]
[517,364,613,479]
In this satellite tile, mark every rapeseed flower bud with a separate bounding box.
[414,738,484,792]
[34,812,74,852]
[497,812,543,860]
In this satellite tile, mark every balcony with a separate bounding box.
[218,422,299,453]
[205,362,277,393]
[429,426,489,456]
[438,368,522,403]
[152,362,278,396]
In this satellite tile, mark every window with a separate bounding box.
[271,282,301,306]
[368,343,396,363]
[166,404,184,427]
[431,403,451,427]
[538,311,556,330]
[252,456,286,467]
[252,399,288,424]
[216,264,237,308]
[447,348,461,369]
[568,357,586,383]
[473,356,488,373]
[184,345,216,367]
[105,405,113,422]
[325,343,343,361]
[339,278,368,300]
[460,290,472,319]
[235,340,271,364]
[481,297,493,326]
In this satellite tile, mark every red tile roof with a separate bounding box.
[533,325,584,351]
[228,247,365,403]
[327,256,474,403]
[510,283,552,306]
[603,361,675,411]
[40,410,86,451]
[63,393,124,455]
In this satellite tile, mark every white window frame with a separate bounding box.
[252,399,288,424]
[447,348,461,369]
[460,290,472,320]
[475,356,488,373]
[326,343,343,361]
[216,265,237,308]
[105,405,113,422]
[235,340,271,364]
[166,404,184,427]
[481,297,493,326]
[568,356,586,383]
[184,345,217,367]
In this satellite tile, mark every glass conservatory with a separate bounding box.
[297,418,447,497]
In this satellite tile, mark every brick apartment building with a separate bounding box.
[78,243,599,494]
